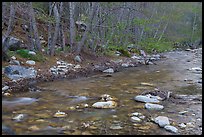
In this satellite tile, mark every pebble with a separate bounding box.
[130,116,142,122]
[164,125,178,133]
[110,125,123,130]
[145,103,164,110]
[178,111,188,115]
[26,60,36,65]
[103,68,114,73]
[12,114,26,122]
[28,51,36,55]
[53,110,67,118]
[179,123,186,128]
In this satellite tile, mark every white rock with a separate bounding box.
[121,63,129,67]
[74,55,82,62]
[145,103,164,110]
[26,60,35,65]
[178,111,188,115]
[130,116,142,122]
[179,123,186,128]
[131,55,140,59]
[92,101,117,108]
[110,125,123,130]
[74,64,81,69]
[28,51,36,55]
[53,110,67,118]
[154,116,170,127]
[11,56,16,60]
[2,86,9,91]
[12,114,26,121]
[134,95,160,103]
[103,68,114,73]
[164,125,178,133]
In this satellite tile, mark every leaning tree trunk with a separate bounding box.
[76,2,97,54]
[29,2,41,52]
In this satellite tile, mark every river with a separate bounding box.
[2,49,202,135]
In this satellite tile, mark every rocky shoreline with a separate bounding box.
[2,52,161,95]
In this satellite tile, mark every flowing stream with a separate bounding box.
[2,49,202,135]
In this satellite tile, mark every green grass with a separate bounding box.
[16,49,46,62]
[139,38,174,53]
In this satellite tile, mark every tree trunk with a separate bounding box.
[50,2,61,56]
[47,2,53,55]
[76,2,97,54]
[29,2,41,52]
[69,2,76,51]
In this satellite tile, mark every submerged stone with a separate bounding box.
[164,125,178,133]
[145,103,164,110]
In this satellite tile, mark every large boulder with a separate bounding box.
[4,65,37,80]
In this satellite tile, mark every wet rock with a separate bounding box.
[101,94,117,101]
[103,68,114,73]
[131,55,140,60]
[164,125,178,133]
[3,92,11,97]
[92,101,117,108]
[134,95,160,103]
[179,123,186,128]
[4,65,37,80]
[74,55,82,63]
[12,114,26,122]
[145,103,164,110]
[130,116,142,122]
[110,124,123,130]
[74,64,81,69]
[154,116,170,127]
[53,110,67,118]
[26,60,36,65]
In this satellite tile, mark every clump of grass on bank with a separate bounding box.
[139,38,174,53]
[16,49,46,62]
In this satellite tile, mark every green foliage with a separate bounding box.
[16,49,46,62]
[139,38,174,53]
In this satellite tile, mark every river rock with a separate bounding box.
[190,67,202,71]
[2,86,9,92]
[122,63,129,67]
[92,101,117,108]
[130,116,142,122]
[101,94,117,101]
[74,55,82,62]
[12,114,26,122]
[179,123,186,128]
[28,51,36,55]
[4,65,37,80]
[164,125,178,133]
[103,68,114,73]
[134,95,160,103]
[110,124,123,130]
[26,60,35,65]
[154,116,170,127]
[145,103,164,110]
[53,110,67,118]
[9,60,20,65]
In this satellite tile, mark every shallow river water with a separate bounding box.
[2,49,202,135]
